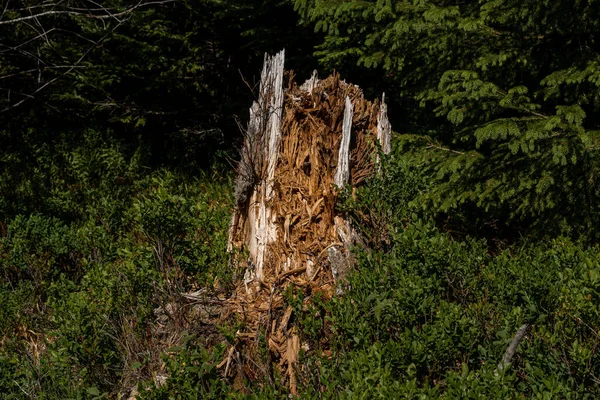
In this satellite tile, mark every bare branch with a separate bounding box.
[0,28,58,55]
[0,0,178,26]
[1,0,11,21]
[0,68,39,80]
[496,324,529,373]
[0,11,94,26]
[426,142,467,155]
[1,17,126,113]
[0,0,179,112]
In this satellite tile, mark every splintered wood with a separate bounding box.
[225,51,391,393]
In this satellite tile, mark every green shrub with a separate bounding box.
[0,162,234,398]
[305,224,600,398]
[0,214,80,285]
[337,148,431,250]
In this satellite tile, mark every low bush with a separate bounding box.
[308,225,600,398]
[2,136,600,399]
[0,130,233,398]
[127,148,600,399]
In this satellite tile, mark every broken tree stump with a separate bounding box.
[224,49,392,391]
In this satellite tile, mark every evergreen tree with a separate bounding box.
[296,0,600,240]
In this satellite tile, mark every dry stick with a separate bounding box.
[278,267,307,280]
[308,264,322,282]
[264,284,277,385]
[287,334,300,396]
[235,350,247,389]
[317,242,344,260]
[497,324,529,373]
[242,353,273,386]
[221,345,236,375]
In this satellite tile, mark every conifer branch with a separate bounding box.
[426,141,479,157]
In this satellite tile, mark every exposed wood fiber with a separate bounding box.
[225,52,391,391]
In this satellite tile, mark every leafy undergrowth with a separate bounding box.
[2,138,600,399]
[0,130,234,398]
[134,151,600,399]
[289,152,600,399]
[298,224,600,399]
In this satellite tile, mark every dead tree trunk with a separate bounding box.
[228,50,392,290]
[225,50,393,391]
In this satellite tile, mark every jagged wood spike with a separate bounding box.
[334,96,353,187]
[254,49,285,283]
[227,50,285,285]
[300,69,319,94]
[376,92,392,167]
[331,96,358,294]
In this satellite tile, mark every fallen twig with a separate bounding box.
[496,324,529,374]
